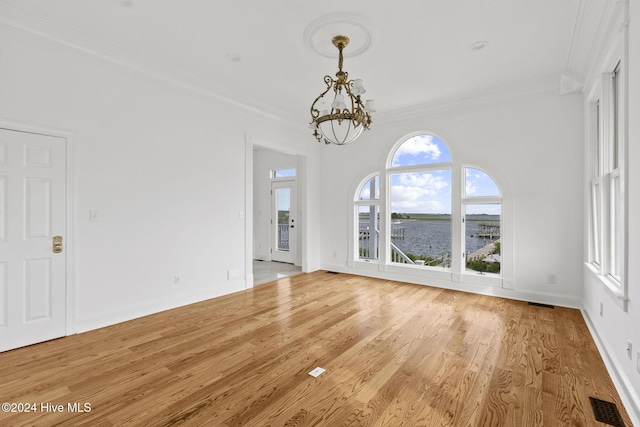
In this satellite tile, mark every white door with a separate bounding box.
[271,181,296,264]
[0,128,67,352]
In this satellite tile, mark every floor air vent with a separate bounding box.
[589,397,625,427]
[528,302,555,309]
[326,271,340,274]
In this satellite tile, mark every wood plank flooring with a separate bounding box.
[0,271,632,426]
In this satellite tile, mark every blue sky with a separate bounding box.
[389,135,500,215]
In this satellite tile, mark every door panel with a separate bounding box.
[271,181,296,264]
[0,128,66,352]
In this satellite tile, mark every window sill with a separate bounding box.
[386,263,451,280]
[352,259,382,272]
[462,271,502,287]
[584,262,628,311]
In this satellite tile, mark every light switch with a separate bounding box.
[89,209,100,222]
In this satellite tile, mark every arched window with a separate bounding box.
[388,135,453,267]
[352,132,508,286]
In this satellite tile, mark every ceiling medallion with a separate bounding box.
[303,13,378,59]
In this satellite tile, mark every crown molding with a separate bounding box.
[564,0,586,73]
[0,2,300,126]
[581,0,625,87]
[375,76,561,125]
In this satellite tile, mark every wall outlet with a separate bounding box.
[547,273,557,284]
[173,275,180,285]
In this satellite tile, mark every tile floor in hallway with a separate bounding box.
[253,260,302,285]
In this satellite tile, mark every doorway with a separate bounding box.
[247,139,308,287]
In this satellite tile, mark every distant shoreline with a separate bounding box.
[392,213,500,222]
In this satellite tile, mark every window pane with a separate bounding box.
[358,205,379,260]
[273,168,296,178]
[612,63,620,170]
[389,170,451,267]
[465,168,500,197]
[358,175,379,200]
[465,205,501,274]
[610,175,621,280]
[275,188,290,251]
[391,134,451,167]
[595,100,601,178]
[590,182,601,266]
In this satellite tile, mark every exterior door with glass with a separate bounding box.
[271,181,296,264]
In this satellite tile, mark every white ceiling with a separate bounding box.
[0,0,608,126]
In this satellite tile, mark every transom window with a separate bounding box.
[272,168,296,178]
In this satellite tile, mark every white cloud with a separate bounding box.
[396,172,448,195]
[465,180,477,196]
[391,185,433,201]
[392,135,442,166]
[390,172,450,213]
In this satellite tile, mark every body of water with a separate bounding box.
[391,217,499,259]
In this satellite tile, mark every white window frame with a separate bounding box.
[355,174,381,264]
[386,139,454,275]
[271,166,296,181]
[350,133,513,289]
[462,166,503,278]
[349,173,383,272]
[585,29,628,308]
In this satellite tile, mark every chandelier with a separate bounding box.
[309,35,375,145]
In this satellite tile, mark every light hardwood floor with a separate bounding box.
[0,271,632,426]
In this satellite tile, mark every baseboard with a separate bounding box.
[320,264,582,309]
[74,282,245,334]
[582,309,640,427]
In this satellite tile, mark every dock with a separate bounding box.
[471,222,500,239]
[467,240,500,262]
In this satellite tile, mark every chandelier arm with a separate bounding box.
[310,76,337,121]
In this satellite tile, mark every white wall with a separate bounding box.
[581,1,640,423]
[0,30,317,332]
[319,89,584,307]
